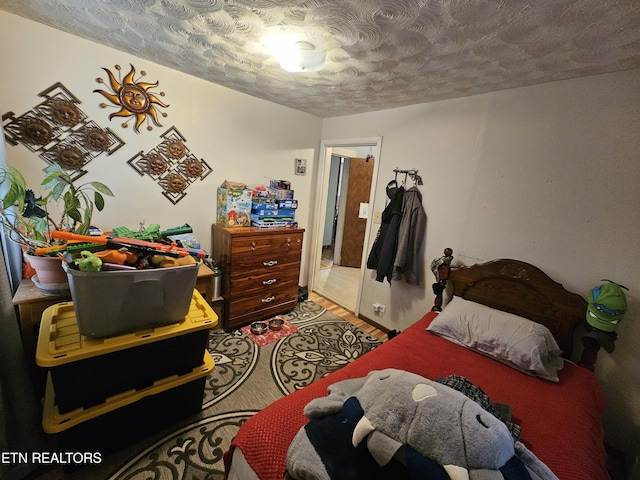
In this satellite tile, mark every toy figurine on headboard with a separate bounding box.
[580,280,628,370]
[430,248,454,312]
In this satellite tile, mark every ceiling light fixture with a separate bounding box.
[265,37,326,73]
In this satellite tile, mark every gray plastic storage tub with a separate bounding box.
[63,261,200,338]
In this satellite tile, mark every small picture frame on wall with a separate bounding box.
[295,158,307,175]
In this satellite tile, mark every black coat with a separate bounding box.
[366,185,405,283]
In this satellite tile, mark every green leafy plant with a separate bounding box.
[0,164,114,254]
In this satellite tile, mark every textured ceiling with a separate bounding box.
[1,0,640,118]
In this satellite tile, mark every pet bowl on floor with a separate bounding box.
[250,321,268,335]
[268,317,285,331]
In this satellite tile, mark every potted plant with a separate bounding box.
[0,163,114,287]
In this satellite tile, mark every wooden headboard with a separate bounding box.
[433,250,587,360]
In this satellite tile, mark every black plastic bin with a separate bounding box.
[36,291,217,414]
[42,352,214,454]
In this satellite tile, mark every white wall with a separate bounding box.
[322,68,640,456]
[0,11,322,281]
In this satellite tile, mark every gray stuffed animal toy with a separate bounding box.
[286,369,557,480]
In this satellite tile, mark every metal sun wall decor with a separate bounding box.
[2,82,125,181]
[94,64,169,134]
[127,126,212,204]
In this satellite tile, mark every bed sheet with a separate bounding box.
[224,311,609,480]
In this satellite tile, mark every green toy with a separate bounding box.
[111,223,192,242]
[112,224,161,242]
[587,280,628,332]
[74,250,103,272]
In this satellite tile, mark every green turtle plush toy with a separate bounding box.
[586,280,628,333]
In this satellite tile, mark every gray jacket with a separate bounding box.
[392,187,426,285]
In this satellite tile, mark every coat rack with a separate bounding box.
[393,168,423,186]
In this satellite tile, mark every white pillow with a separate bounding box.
[427,296,564,382]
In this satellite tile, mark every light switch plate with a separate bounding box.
[295,158,307,175]
[358,202,368,219]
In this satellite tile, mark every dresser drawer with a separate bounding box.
[230,267,300,297]
[232,233,303,256]
[230,250,302,276]
[228,285,298,319]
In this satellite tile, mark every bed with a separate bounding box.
[223,253,609,479]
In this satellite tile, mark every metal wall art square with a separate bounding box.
[127,126,212,204]
[2,82,125,181]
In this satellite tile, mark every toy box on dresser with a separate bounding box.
[217,181,252,227]
[250,180,298,228]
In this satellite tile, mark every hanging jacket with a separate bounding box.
[367,185,405,283]
[392,187,427,285]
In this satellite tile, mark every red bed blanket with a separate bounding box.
[224,311,609,480]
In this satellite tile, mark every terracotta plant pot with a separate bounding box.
[24,253,69,285]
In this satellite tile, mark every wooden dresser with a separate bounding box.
[211,224,304,331]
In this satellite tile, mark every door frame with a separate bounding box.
[309,137,382,316]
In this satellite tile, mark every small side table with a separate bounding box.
[12,277,71,392]
[196,264,224,321]
[13,278,71,362]
[196,264,214,302]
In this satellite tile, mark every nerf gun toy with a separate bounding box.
[34,240,106,257]
[111,223,193,242]
[161,223,193,238]
[50,231,208,259]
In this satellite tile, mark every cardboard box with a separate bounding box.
[250,218,294,228]
[252,186,272,198]
[251,201,277,210]
[267,187,294,200]
[250,213,295,229]
[217,187,252,227]
[278,199,298,209]
[269,179,291,190]
[251,207,296,217]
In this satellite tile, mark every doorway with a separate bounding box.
[310,138,382,315]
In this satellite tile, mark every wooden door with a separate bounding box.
[339,157,374,267]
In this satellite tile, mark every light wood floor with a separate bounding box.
[309,291,388,343]
[314,265,360,312]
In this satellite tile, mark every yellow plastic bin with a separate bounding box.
[42,352,214,454]
[36,290,217,414]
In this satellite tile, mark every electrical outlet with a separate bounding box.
[372,303,386,315]
[374,211,382,224]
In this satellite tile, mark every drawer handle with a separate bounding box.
[251,241,256,252]
[262,295,276,303]
[263,278,277,285]
[263,260,278,267]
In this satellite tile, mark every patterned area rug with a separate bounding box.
[66,300,382,480]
